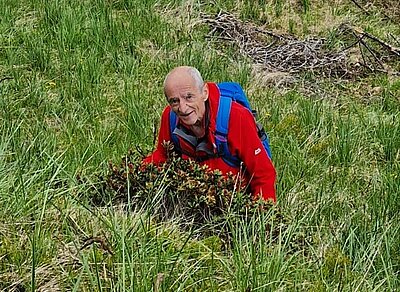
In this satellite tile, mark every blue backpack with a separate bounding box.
[169,82,272,167]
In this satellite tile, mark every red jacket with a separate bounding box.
[143,82,276,202]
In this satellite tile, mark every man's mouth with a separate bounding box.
[179,111,193,117]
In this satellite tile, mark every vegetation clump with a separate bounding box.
[86,142,273,224]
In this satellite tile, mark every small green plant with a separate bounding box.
[322,246,353,285]
[301,0,311,14]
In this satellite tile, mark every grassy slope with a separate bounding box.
[0,0,399,291]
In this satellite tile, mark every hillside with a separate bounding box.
[0,0,399,291]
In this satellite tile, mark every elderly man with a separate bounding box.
[143,66,276,202]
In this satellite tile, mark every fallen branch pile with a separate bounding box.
[200,12,400,78]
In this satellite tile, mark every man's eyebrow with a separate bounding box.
[167,93,194,101]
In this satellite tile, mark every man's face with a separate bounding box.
[165,77,208,126]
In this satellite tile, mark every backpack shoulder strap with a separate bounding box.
[215,93,241,167]
[215,95,231,138]
[218,82,273,161]
[257,122,273,159]
[169,110,180,151]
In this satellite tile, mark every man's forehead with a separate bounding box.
[165,79,199,96]
[165,74,195,87]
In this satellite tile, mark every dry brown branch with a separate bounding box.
[340,23,400,58]
[340,23,400,73]
[389,33,400,47]
[360,30,400,58]
[80,236,114,255]
[350,0,370,15]
[154,273,165,292]
[0,76,13,83]
[359,37,385,69]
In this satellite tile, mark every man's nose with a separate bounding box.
[178,100,189,113]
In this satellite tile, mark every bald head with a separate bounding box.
[163,66,204,96]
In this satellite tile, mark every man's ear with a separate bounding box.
[202,83,209,101]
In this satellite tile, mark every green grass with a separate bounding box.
[1,0,399,291]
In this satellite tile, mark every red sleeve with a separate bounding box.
[227,105,277,202]
[142,106,171,165]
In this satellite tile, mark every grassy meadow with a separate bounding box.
[1,0,399,291]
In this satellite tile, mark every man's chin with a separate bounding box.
[179,114,197,125]
[182,120,196,127]
[180,119,197,126]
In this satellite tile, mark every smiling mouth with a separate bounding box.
[179,111,193,117]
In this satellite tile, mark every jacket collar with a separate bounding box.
[205,82,220,146]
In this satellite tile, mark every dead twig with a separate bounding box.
[154,273,165,292]
[0,77,13,83]
[358,39,373,72]
[350,0,370,15]
[358,37,385,69]
[80,236,114,255]
[362,31,400,58]
[389,33,400,47]
[344,24,400,58]
[152,119,158,148]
